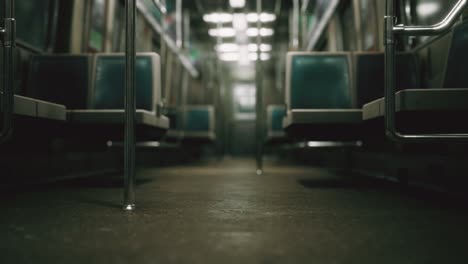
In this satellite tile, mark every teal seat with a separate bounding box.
[93,53,160,111]
[28,53,169,140]
[444,21,468,88]
[28,55,92,109]
[182,105,216,142]
[184,107,212,132]
[266,105,287,142]
[288,53,353,109]
[270,105,286,132]
[362,21,468,135]
[283,52,362,140]
[354,52,419,107]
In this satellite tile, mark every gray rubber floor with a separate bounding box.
[1,158,468,263]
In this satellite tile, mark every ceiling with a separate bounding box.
[184,0,292,46]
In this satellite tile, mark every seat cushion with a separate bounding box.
[287,53,353,109]
[363,88,468,120]
[92,53,160,111]
[67,109,169,129]
[28,55,92,109]
[282,109,363,141]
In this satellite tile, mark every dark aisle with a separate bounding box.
[1,159,468,263]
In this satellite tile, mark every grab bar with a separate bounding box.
[384,0,468,142]
[0,0,15,144]
[124,0,137,211]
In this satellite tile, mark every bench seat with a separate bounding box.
[1,94,66,121]
[283,109,363,140]
[363,89,468,134]
[363,89,468,120]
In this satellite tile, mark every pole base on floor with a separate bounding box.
[123,204,136,211]
[256,169,263,175]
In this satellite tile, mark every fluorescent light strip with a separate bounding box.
[246,28,274,37]
[230,0,246,8]
[203,13,233,23]
[208,28,236,37]
[246,13,277,23]
[215,43,272,53]
[210,28,273,38]
[203,12,276,23]
[219,52,271,62]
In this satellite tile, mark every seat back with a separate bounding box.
[92,53,161,112]
[444,21,468,88]
[164,106,181,130]
[286,52,353,109]
[183,105,214,132]
[267,105,286,132]
[28,55,92,109]
[353,52,420,107]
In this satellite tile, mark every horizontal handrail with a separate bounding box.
[138,0,199,78]
[393,0,467,36]
[0,0,15,144]
[152,0,167,14]
[385,0,468,142]
[305,0,340,51]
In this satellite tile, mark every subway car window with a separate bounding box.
[14,0,55,51]
[2,0,468,262]
[88,0,106,52]
[112,1,125,52]
[359,0,379,50]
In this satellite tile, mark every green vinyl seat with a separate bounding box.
[67,53,169,140]
[362,21,468,135]
[282,52,362,140]
[28,55,92,109]
[266,105,287,142]
[182,105,216,142]
[28,53,169,141]
[356,52,420,120]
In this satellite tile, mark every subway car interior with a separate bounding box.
[2,0,468,262]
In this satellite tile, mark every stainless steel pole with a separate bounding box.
[0,0,15,144]
[384,0,397,141]
[255,0,264,175]
[384,0,468,142]
[124,0,136,211]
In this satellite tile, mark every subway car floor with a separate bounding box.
[1,158,468,263]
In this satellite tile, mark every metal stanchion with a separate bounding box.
[255,0,264,175]
[123,0,136,211]
[0,0,15,144]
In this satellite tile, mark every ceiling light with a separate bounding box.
[209,28,236,37]
[203,13,233,23]
[230,0,246,8]
[248,44,272,52]
[219,53,240,61]
[216,43,272,53]
[248,53,271,61]
[246,13,277,23]
[215,43,239,53]
[246,28,274,37]
[233,13,248,31]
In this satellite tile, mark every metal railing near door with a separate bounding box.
[384,0,468,142]
[123,0,137,211]
[255,0,264,175]
[0,0,15,144]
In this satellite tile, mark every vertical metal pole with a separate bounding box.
[180,70,189,134]
[175,0,182,48]
[216,18,228,156]
[291,0,299,50]
[255,0,264,175]
[0,0,15,144]
[123,0,136,211]
[384,0,397,140]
